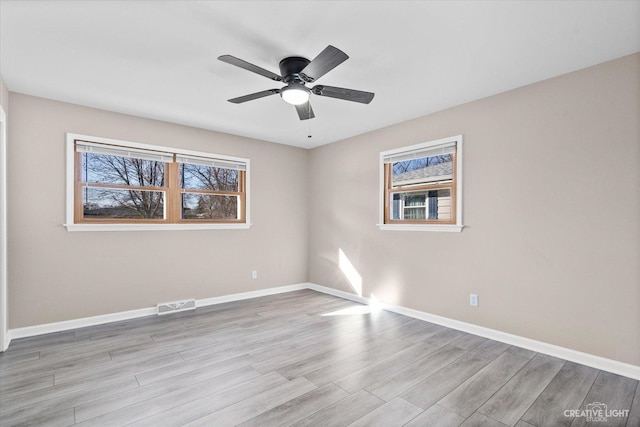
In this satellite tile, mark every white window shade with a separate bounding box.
[383,142,456,164]
[176,154,247,171]
[76,141,173,163]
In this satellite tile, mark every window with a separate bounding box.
[380,135,463,232]
[66,134,250,231]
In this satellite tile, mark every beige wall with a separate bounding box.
[308,53,640,365]
[8,94,309,328]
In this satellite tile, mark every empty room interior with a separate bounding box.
[0,1,639,426]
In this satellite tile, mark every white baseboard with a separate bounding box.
[7,283,308,343]
[6,282,639,381]
[8,307,157,341]
[196,284,307,308]
[307,283,640,381]
[306,283,370,304]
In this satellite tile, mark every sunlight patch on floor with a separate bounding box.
[369,293,383,313]
[321,294,384,317]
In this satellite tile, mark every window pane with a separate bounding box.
[391,189,451,221]
[82,153,165,187]
[392,154,453,188]
[180,164,238,191]
[83,187,164,219]
[182,193,238,220]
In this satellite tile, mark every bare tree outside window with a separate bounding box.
[392,154,452,175]
[82,153,165,219]
[181,164,239,219]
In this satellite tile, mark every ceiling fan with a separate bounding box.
[218,45,375,120]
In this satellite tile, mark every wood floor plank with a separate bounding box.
[402,323,447,343]
[108,335,216,362]
[0,351,41,371]
[475,339,511,355]
[253,331,383,372]
[291,390,385,427]
[177,332,269,362]
[238,383,348,427]
[303,337,414,387]
[39,333,153,360]
[4,331,78,355]
[0,376,138,424]
[127,372,289,427]
[346,397,422,427]
[628,381,640,427]
[210,315,310,343]
[404,404,466,427]
[0,374,54,399]
[438,351,531,417]
[177,316,333,363]
[375,318,433,341]
[182,377,317,427]
[182,313,261,334]
[134,352,254,387]
[85,320,184,342]
[333,341,440,393]
[399,347,500,408]
[478,354,565,425]
[1,351,113,383]
[450,333,488,351]
[249,323,369,365]
[569,371,637,427]
[264,335,380,377]
[461,412,509,427]
[53,352,183,385]
[260,298,357,318]
[0,407,75,427]
[505,346,537,360]
[366,344,469,401]
[358,311,417,336]
[521,361,598,427]
[74,366,263,425]
[423,328,468,348]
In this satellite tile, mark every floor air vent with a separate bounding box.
[157,299,196,315]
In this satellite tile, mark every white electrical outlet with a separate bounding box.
[251,270,257,279]
[470,294,479,307]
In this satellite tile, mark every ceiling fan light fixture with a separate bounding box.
[281,85,310,105]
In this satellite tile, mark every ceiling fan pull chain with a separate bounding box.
[307,104,312,139]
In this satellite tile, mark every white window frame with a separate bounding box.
[65,133,251,232]
[378,135,463,232]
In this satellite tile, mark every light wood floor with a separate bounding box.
[0,290,638,426]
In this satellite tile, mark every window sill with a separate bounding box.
[64,223,252,232]
[377,224,464,232]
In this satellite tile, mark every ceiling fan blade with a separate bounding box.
[300,45,348,82]
[295,102,315,120]
[228,89,280,104]
[312,85,375,104]
[218,55,282,81]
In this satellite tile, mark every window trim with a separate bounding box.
[378,135,463,232]
[65,133,251,231]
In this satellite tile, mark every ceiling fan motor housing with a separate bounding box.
[279,56,311,83]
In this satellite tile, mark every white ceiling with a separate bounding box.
[1,1,639,149]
